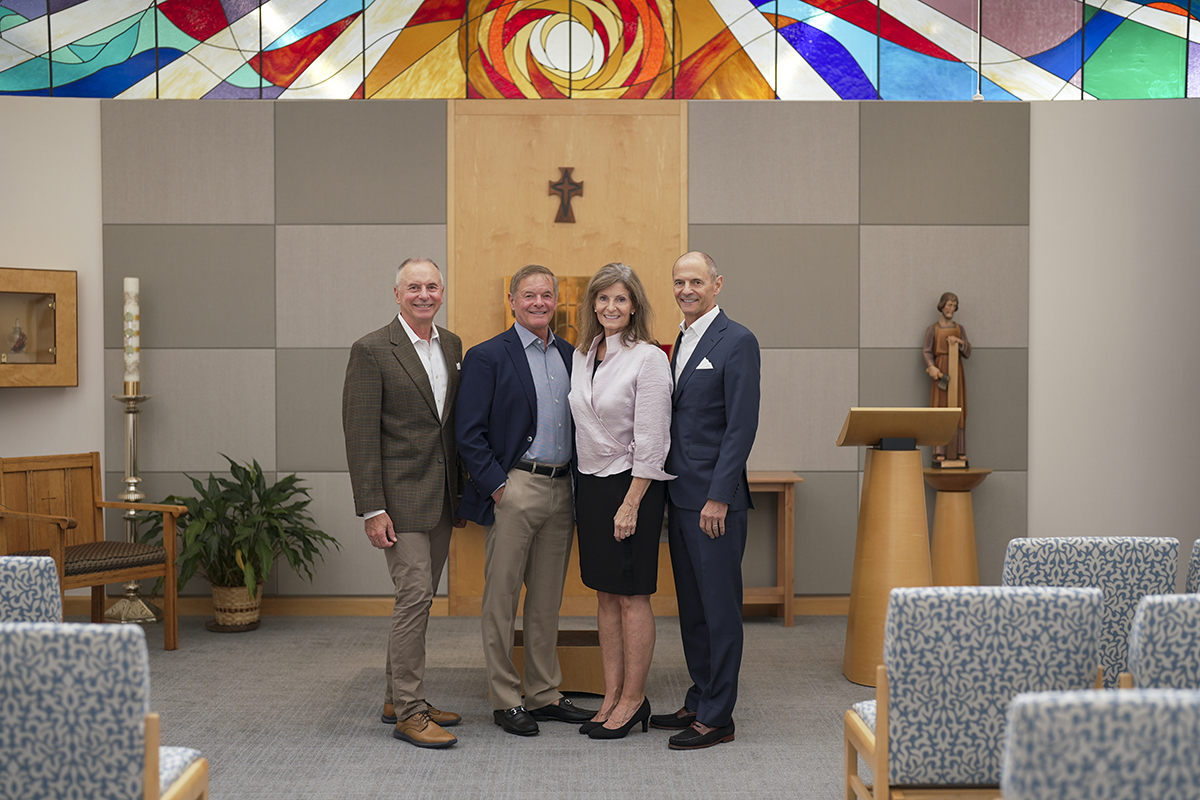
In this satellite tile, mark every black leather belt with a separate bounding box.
[514,459,570,478]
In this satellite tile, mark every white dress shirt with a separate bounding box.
[674,303,721,382]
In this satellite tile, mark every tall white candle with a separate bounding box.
[123,277,140,385]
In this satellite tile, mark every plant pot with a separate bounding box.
[208,584,264,631]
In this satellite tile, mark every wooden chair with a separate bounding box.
[0,452,183,649]
[1119,593,1200,689]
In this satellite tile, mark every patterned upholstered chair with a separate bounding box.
[844,586,1102,800]
[1119,593,1200,689]
[0,622,208,800]
[0,555,62,621]
[1001,536,1178,688]
[1001,689,1200,800]
[1187,540,1200,594]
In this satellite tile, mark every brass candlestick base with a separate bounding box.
[105,390,161,625]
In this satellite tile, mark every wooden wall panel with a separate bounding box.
[446,100,687,615]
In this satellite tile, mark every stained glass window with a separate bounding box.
[0,0,1195,99]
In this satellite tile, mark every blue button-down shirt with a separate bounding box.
[515,323,572,465]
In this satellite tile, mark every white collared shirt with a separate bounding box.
[398,312,448,419]
[675,304,721,381]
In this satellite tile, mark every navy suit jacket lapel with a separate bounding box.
[674,311,727,399]
[390,318,439,420]
[503,326,538,414]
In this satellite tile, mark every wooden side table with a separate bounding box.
[923,468,992,586]
[746,471,803,627]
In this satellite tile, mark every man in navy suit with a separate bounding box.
[651,251,761,750]
[456,264,595,736]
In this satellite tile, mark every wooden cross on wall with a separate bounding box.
[549,167,583,223]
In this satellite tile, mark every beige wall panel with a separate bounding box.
[860,348,1028,472]
[449,100,685,349]
[275,100,446,224]
[276,349,351,474]
[103,225,276,349]
[276,472,401,596]
[860,102,1029,225]
[0,97,105,460]
[689,100,859,224]
[1029,101,1200,544]
[689,224,859,348]
[749,349,859,473]
[104,348,276,474]
[275,225,448,348]
[101,100,275,225]
[860,225,1029,348]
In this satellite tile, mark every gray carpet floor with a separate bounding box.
[130,613,872,799]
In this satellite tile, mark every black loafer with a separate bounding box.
[529,697,596,723]
[493,706,539,736]
[650,706,697,730]
[668,720,735,750]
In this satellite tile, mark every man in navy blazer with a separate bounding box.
[652,251,761,750]
[456,264,594,736]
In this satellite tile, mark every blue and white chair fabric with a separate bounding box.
[1001,536,1178,688]
[1001,689,1200,800]
[1127,593,1200,689]
[1187,540,1200,594]
[0,555,62,622]
[849,585,1102,788]
[0,622,204,799]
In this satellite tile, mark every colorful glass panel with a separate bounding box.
[0,0,1196,99]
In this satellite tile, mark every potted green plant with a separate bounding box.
[143,455,339,630]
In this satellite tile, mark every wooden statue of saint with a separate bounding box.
[923,291,971,466]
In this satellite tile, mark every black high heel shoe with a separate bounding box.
[578,719,604,735]
[587,697,650,740]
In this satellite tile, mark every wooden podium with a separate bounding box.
[837,408,962,686]
[923,468,992,586]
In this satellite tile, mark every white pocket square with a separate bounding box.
[696,358,714,370]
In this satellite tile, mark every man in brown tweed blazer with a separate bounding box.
[343,258,464,749]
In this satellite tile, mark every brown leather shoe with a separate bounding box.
[383,702,462,727]
[394,710,457,749]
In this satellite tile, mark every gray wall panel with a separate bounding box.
[750,349,859,472]
[860,348,1027,471]
[860,102,1029,225]
[860,225,1029,348]
[275,225,448,348]
[276,349,351,473]
[688,224,860,349]
[689,101,859,224]
[104,348,276,474]
[101,100,275,225]
[275,472,400,596]
[104,225,276,349]
[275,100,446,224]
[794,471,860,595]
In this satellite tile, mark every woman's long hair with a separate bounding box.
[576,263,657,352]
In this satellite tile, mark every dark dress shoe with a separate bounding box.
[650,705,697,730]
[668,720,735,750]
[529,697,596,723]
[493,706,539,736]
[588,697,651,740]
[578,720,604,735]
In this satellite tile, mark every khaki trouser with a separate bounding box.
[481,467,575,711]
[383,496,453,720]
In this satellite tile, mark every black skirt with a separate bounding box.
[576,470,665,596]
